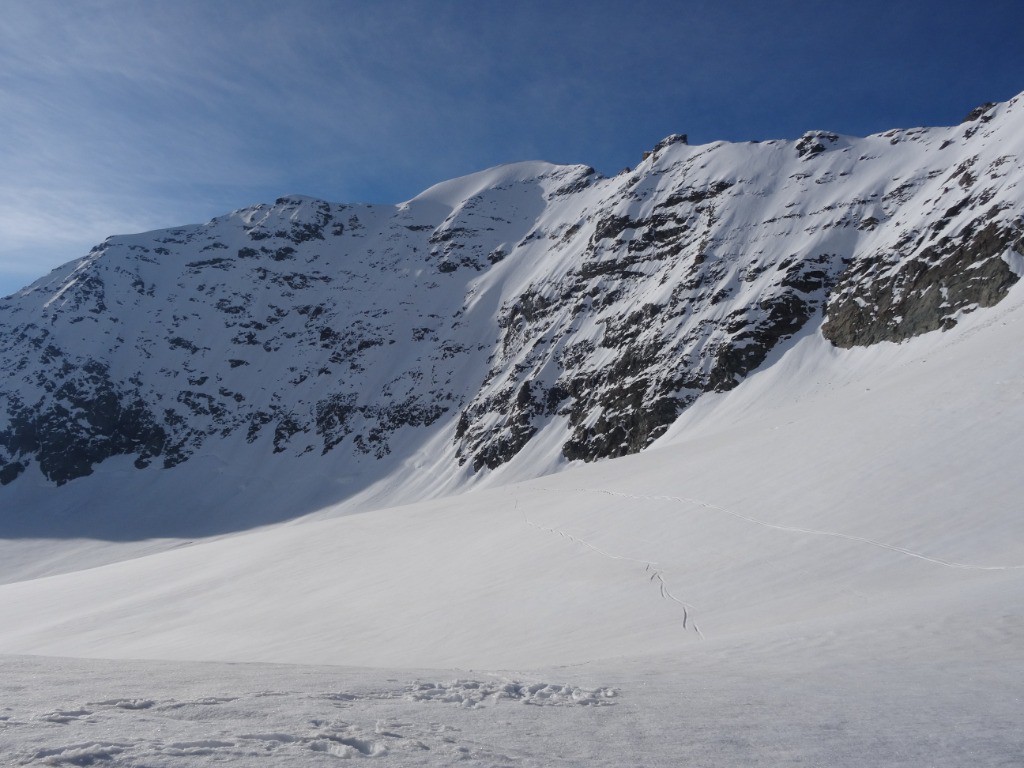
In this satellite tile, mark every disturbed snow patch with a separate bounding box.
[5,665,620,767]
[405,679,618,708]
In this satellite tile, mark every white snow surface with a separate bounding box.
[1,260,1023,765]
[2,100,1024,765]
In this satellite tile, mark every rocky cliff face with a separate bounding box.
[2,95,1023,493]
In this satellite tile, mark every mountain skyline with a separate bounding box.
[3,0,1024,298]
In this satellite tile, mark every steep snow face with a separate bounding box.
[0,96,1022,523]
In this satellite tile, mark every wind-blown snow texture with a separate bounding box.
[1,95,1022,521]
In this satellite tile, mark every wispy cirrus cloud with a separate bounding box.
[2,0,1022,297]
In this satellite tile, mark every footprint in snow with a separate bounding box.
[405,679,618,708]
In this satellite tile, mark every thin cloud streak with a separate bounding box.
[1,0,1022,296]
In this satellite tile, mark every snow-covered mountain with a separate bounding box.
[2,205,1023,765]
[1,95,1022,530]
[1,96,1023,767]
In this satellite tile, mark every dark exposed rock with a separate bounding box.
[353,398,448,460]
[273,413,306,454]
[563,379,682,462]
[796,131,839,160]
[315,394,356,453]
[187,257,233,270]
[429,227,469,245]
[271,246,296,261]
[550,167,598,197]
[0,361,168,485]
[657,181,733,208]
[653,133,688,152]
[592,215,635,243]
[962,102,997,123]
[468,386,539,471]
[823,220,1022,347]
[0,460,26,485]
[706,291,815,392]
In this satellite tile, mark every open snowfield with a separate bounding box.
[2,278,1024,764]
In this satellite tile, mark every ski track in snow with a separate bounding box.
[540,487,1024,572]
[516,497,705,639]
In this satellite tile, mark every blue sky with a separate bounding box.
[2,0,1022,297]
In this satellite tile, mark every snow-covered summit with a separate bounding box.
[407,161,594,209]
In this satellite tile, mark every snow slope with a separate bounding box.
[1,253,1022,766]
[1,264,1021,666]
[1,97,1023,766]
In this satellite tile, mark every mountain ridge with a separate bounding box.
[1,94,1022,528]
